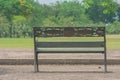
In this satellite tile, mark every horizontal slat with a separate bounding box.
[36,48,104,53]
[36,42,104,47]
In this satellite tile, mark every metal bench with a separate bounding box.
[33,27,107,72]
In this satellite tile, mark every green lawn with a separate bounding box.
[0,38,33,48]
[107,38,120,50]
[0,35,120,50]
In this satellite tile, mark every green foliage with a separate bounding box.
[117,5,120,21]
[43,16,80,27]
[28,2,45,26]
[0,0,120,38]
[43,1,92,27]
[0,0,34,37]
[0,0,34,21]
[106,21,120,34]
[0,14,9,37]
[101,0,118,14]
[83,0,119,23]
[12,16,27,24]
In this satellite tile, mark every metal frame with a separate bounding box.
[33,27,107,73]
[104,27,107,72]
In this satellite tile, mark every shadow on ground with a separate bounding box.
[38,71,113,73]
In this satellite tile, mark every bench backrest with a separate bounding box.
[33,27,106,51]
[33,27,105,37]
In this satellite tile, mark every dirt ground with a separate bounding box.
[0,65,120,80]
[0,48,120,80]
[0,48,120,59]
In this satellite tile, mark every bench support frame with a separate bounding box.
[33,27,107,73]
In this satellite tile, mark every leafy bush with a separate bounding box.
[106,21,120,34]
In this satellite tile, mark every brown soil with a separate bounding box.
[0,48,120,59]
[0,65,120,80]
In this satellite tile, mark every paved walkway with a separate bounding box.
[0,65,120,80]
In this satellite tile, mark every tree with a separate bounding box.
[83,0,119,23]
[117,4,120,21]
[55,1,91,23]
[106,21,120,34]
[0,14,9,37]
[0,0,34,37]
[29,2,45,26]
[42,1,92,26]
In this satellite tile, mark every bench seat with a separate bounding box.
[37,48,104,53]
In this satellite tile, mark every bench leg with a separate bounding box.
[104,51,107,73]
[34,53,39,72]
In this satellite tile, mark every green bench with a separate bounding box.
[33,27,107,72]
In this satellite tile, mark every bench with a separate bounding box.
[33,27,107,72]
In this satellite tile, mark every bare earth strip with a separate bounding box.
[0,48,120,59]
[0,65,120,80]
[0,48,120,80]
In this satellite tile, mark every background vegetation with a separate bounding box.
[0,0,120,38]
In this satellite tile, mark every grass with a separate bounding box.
[106,38,120,50]
[0,38,33,48]
[0,35,120,50]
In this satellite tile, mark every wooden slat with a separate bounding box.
[36,42,104,48]
[36,48,104,53]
